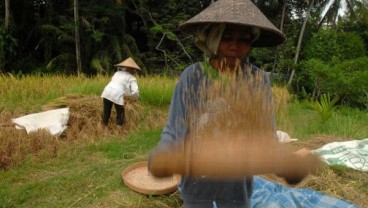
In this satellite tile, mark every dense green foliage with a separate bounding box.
[0,0,367,108]
[303,30,366,61]
[299,56,368,108]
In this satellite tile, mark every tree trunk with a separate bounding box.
[271,0,287,74]
[288,0,315,85]
[4,0,9,31]
[74,0,82,74]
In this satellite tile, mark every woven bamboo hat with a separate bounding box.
[114,57,141,71]
[179,0,286,47]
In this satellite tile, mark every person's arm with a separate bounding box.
[148,67,195,177]
[259,67,314,184]
[128,77,139,100]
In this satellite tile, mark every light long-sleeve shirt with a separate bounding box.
[101,70,139,105]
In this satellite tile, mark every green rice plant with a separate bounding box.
[65,74,108,95]
[276,101,368,140]
[0,74,66,111]
[138,75,178,106]
[312,93,339,122]
[318,106,368,139]
[272,85,291,122]
[0,74,177,110]
[0,74,110,111]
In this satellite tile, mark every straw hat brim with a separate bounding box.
[178,0,286,47]
[114,57,141,71]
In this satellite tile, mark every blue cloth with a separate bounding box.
[252,176,358,208]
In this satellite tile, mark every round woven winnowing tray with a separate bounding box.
[122,162,181,195]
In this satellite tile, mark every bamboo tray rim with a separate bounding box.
[122,162,181,195]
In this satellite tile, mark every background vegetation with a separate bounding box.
[0,0,367,108]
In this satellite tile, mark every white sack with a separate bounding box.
[311,138,368,172]
[12,108,69,136]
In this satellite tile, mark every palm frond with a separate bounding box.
[312,93,339,121]
[46,53,74,70]
[91,57,106,75]
[40,24,67,37]
[110,36,122,61]
[90,51,112,75]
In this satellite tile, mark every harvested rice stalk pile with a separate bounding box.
[0,110,60,169]
[43,94,143,140]
[0,94,144,169]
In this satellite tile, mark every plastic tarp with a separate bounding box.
[252,176,358,208]
[311,138,368,172]
[12,108,69,136]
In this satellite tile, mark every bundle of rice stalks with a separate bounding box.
[124,98,143,131]
[0,94,144,169]
[0,110,59,169]
[272,85,291,120]
[150,67,320,181]
[43,94,143,141]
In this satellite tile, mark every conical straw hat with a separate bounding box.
[114,57,141,70]
[179,0,286,47]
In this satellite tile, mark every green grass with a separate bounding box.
[0,129,181,208]
[1,74,367,207]
[88,129,162,160]
[277,101,368,140]
[138,75,178,106]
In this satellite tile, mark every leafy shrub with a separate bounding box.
[304,29,366,62]
[331,57,368,108]
[311,93,339,122]
[300,57,368,108]
[299,59,330,100]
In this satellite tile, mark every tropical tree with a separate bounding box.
[317,0,360,29]
[74,0,82,74]
[287,0,315,85]
[337,0,368,51]
[4,0,9,31]
[287,0,340,85]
